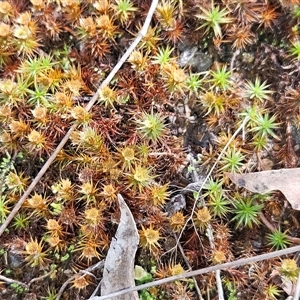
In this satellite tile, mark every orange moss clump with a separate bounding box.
[139,224,161,251]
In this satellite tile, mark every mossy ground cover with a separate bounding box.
[0,0,300,299]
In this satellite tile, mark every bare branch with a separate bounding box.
[89,244,300,300]
[57,260,104,300]
[176,233,204,300]
[0,275,28,288]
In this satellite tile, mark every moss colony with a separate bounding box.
[1,0,300,299]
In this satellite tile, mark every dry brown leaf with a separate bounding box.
[100,194,139,299]
[226,168,300,210]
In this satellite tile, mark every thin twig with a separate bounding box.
[176,233,203,300]
[0,0,159,237]
[215,270,224,300]
[89,244,300,300]
[59,6,158,299]
[0,269,56,290]
[163,117,249,255]
[57,260,105,300]
[230,49,240,72]
[183,117,248,244]
[28,269,55,286]
[0,274,28,288]
[188,155,224,300]
[56,273,76,300]
[259,212,300,244]
[90,281,102,298]
[149,152,177,156]
[293,271,300,300]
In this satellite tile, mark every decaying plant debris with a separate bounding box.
[1,0,300,299]
[227,168,300,210]
[100,194,139,300]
